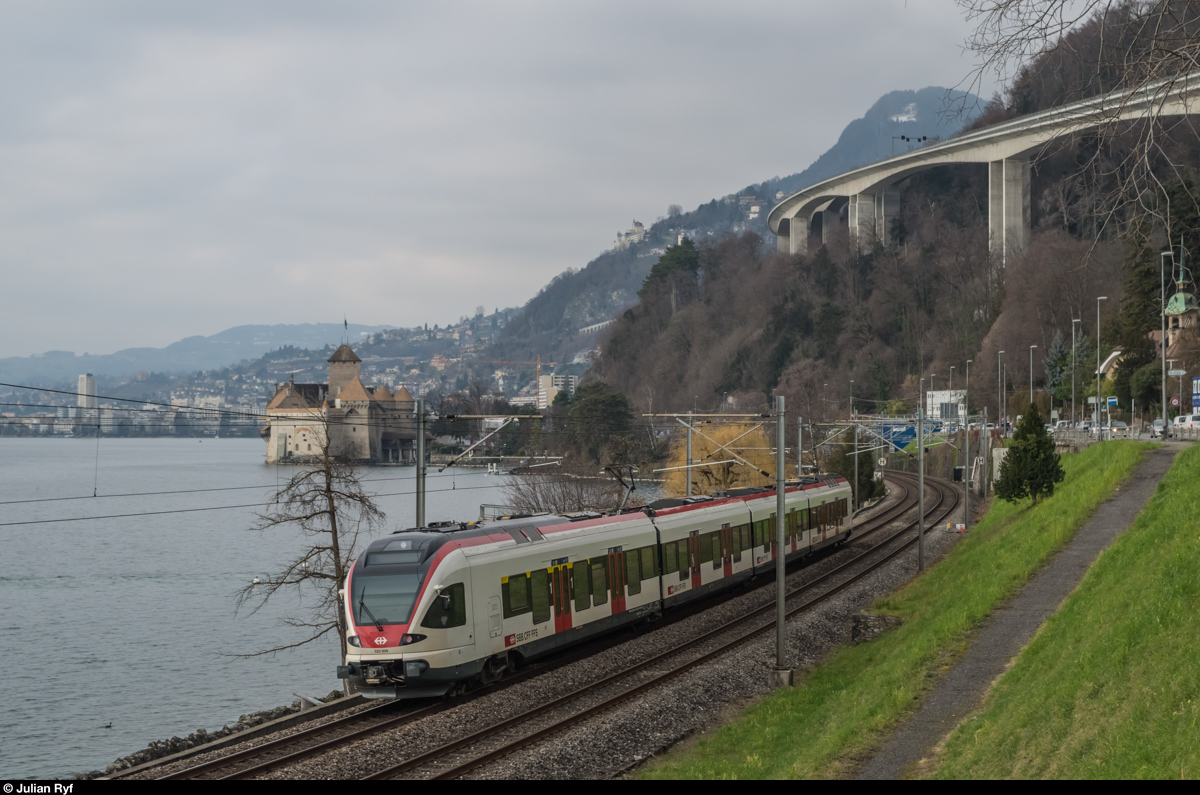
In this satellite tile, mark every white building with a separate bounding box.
[537,374,579,408]
[925,389,966,422]
[77,374,97,409]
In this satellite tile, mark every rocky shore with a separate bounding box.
[70,690,345,780]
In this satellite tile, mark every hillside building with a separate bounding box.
[262,344,421,464]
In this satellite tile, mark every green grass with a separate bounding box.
[930,445,1200,779]
[638,441,1154,780]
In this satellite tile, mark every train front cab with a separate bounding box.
[339,536,483,699]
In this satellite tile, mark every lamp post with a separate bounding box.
[965,359,972,527]
[850,380,857,512]
[1029,345,1037,406]
[997,355,1003,431]
[1162,251,1171,437]
[1072,318,1081,426]
[1097,296,1108,440]
[949,366,956,427]
[918,377,925,571]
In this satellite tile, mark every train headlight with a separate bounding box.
[401,633,426,645]
[347,635,362,647]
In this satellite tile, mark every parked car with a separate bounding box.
[1173,414,1200,429]
[1054,420,1072,431]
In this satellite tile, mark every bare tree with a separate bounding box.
[501,468,639,514]
[956,0,1200,235]
[234,418,384,671]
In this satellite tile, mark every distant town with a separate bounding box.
[0,308,590,438]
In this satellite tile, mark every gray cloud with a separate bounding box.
[0,1,991,357]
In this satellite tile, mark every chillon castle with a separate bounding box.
[261,344,420,464]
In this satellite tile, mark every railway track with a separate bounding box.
[151,471,949,781]
[363,473,959,781]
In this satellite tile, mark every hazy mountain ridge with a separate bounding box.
[1,323,392,383]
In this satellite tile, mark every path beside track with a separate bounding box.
[855,445,1178,780]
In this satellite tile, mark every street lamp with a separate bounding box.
[1161,251,1172,437]
[1097,296,1108,440]
[949,366,956,428]
[1072,318,1081,426]
[998,350,1005,431]
[1029,345,1037,405]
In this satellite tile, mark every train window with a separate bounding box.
[739,524,751,552]
[626,553,642,596]
[530,569,551,624]
[731,527,742,560]
[572,563,590,612]
[590,558,608,605]
[502,573,531,618]
[700,533,714,565]
[662,542,678,574]
[420,583,466,629]
[678,539,690,580]
[711,534,721,569]
[801,509,810,531]
[640,546,657,579]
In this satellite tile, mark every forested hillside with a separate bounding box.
[593,5,1200,422]
[492,87,980,363]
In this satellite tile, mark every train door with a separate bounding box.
[551,559,571,634]
[688,531,702,588]
[720,523,733,577]
[487,596,502,639]
[606,548,627,614]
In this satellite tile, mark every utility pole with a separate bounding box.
[1072,318,1081,427]
[918,377,926,571]
[983,407,989,496]
[851,380,857,513]
[1098,296,1107,440]
[685,410,693,498]
[415,398,426,527]
[964,359,971,528]
[797,417,803,479]
[1162,250,1171,437]
[998,351,1005,437]
[771,395,791,688]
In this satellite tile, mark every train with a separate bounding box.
[336,474,852,699]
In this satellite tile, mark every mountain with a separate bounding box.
[492,87,981,361]
[0,323,392,383]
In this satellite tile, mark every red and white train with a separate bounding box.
[337,475,852,698]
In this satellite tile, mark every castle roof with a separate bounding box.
[328,344,362,364]
[266,384,320,413]
[394,385,415,402]
[336,377,372,402]
[373,384,393,401]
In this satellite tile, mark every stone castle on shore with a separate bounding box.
[261,344,420,464]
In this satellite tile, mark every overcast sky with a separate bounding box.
[0,1,992,358]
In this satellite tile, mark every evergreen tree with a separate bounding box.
[995,403,1064,507]
[1118,220,1160,342]
[1043,329,1069,399]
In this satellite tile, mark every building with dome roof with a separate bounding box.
[261,344,421,464]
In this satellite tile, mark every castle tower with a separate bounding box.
[327,344,362,398]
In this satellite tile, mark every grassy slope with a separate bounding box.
[639,442,1153,779]
[931,445,1199,779]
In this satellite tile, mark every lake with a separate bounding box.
[0,437,511,779]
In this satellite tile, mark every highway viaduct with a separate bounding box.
[769,73,1200,266]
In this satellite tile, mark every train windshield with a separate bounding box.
[352,571,424,626]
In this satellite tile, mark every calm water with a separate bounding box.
[0,438,510,779]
